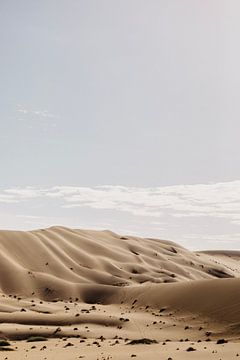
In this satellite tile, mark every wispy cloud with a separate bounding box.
[17,108,57,119]
[1,182,240,249]
[16,106,59,132]
[1,180,240,224]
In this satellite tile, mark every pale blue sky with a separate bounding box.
[0,1,240,249]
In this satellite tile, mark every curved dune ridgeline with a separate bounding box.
[0,226,239,299]
[0,226,239,358]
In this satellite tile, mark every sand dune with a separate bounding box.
[0,226,239,359]
[0,226,238,297]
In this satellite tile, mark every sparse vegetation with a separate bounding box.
[217,338,228,344]
[0,340,14,351]
[0,340,11,347]
[27,336,48,342]
[186,346,196,352]
[127,338,158,345]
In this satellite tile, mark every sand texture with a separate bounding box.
[0,226,239,359]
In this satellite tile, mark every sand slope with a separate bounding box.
[0,226,239,298]
[0,226,239,359]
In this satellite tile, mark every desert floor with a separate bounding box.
[0,226,239,359]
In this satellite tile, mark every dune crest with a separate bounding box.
[0,227,240,359]
[0,226,239,299]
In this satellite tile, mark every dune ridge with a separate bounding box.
[0,226,239,298]
[0,226,240,359]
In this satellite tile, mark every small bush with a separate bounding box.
[186,347,196,352]
[127,338,158,345]
[216,339,228,344]
[0,348,15,351]
[27,336,48,342]
[0,340,11,347]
